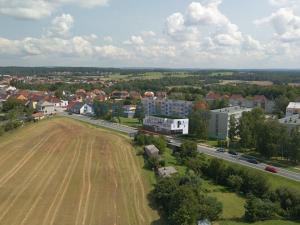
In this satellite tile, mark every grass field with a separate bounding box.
[0,118,161,225]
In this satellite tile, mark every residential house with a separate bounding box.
[36,101,55,116]
[144,145,160,158]
[111,90,129,100]
[123,105,136,118]
[68,102,94,115]
[205,92,222,102]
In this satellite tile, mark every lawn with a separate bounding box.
[0,117,161,225]
[162,148,187,175]
[119,117,142,128]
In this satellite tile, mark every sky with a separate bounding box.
[1,0,300,69]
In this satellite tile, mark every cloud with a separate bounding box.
[123,35,144,45]
[0,0,109,19]
[141,31,156,37]
[0,13,130,63]
[47,14,74,38]
[103,36,113,42]
[255,8,300,42]
[269,0,300,8]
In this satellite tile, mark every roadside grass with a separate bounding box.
[205,155,300,191]
[119,117,142,128]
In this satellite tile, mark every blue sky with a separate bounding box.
[0,0,300,68]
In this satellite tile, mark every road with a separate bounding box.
[59,112,138,136]
[59,113,300,183]
[197,144,300,183]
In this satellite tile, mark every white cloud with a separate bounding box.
[0,0,109,19]
[255,8,300,42]
[141,31,156,37]
[103,36,113,42]
[269,0,300,8]
[47,14,74,38]
[124,35,144,45]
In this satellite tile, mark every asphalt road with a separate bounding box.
[60,113,300,183]
[59,112,138,135]
[197,144,300,183]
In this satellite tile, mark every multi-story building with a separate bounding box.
[208,106,252,140]
[286,102,300,117]
[142,98,193,118]
[279,114,300,131]
[143,115,189,135]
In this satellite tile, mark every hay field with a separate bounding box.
[0,118,160,225]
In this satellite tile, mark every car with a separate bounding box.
[228,150,238,156]
[216,148,226,153]
[265,166,278,173]
[247,158,259,164]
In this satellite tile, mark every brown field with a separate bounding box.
[0,118,160,225]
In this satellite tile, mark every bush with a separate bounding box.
[245,197,278,222]
[227,175,243,192]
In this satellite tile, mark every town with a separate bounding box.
[1,0,300,224]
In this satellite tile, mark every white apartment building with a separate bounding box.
[279,114,300,131]
[209,106,252,140]
[143,116,189,135]
[142,98,193,118]
[286,102,300,117]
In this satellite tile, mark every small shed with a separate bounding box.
[144,145,160,158]
[157,166,177,178]
[198,219,211,225]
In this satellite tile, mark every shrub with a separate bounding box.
[245,197,278,222]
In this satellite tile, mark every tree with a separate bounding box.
[229,115,238,142]
[288,127,300,163]
[227,175,243,192]
[238,108,264,148]
[274,96,290,118]
[93,101,110,118]
[245,197,278,222]
[255,120,289,158]
[134,103,145,124]
[178,141,198,160]
[189,109,210,139]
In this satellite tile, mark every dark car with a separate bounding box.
[265,166,278,173]
[216,148,226,153]
[247,158,259,164]
[228,150,238,156]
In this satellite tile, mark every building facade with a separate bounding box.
[279,114,300,131]
[286,102,300,117]
[142,98,193,118]
[143,115,189,135]
[36,101,55,116]
[208,106,252,140]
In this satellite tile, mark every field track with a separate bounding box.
[0,118,160,225]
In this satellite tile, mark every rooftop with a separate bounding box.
[211,106,252,114]
[287,102,300,109]
[279,114,300,125]
[157,166,177,177]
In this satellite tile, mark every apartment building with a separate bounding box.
[208,106,252,140]
[286,102,300,117]
[142,98,193,118]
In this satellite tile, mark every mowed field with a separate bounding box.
[0,118,160,225]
